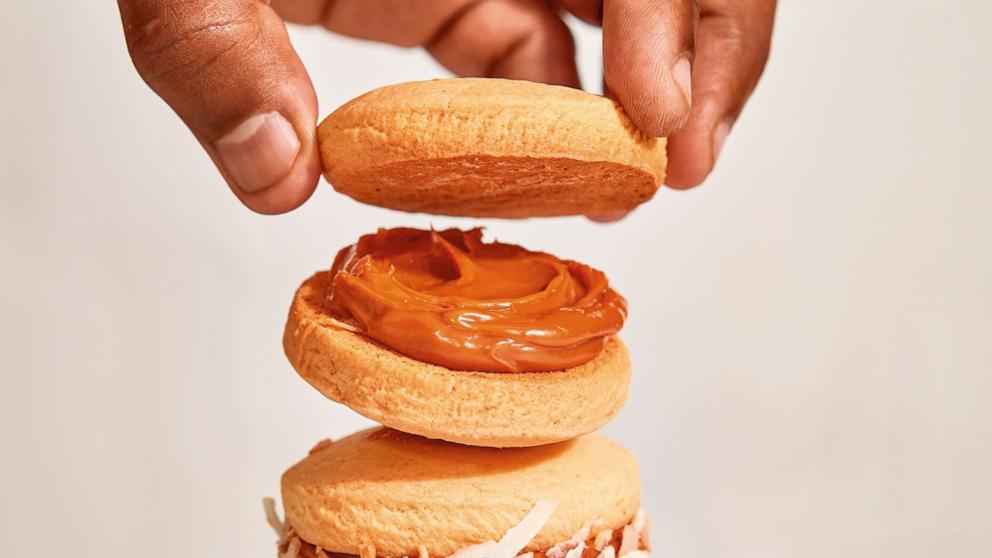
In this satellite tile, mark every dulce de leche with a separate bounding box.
[325,228,627,373]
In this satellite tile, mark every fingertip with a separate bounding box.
[662,84,738,189]
[224,119,322,215]
[664,169,705,190]
[586,210,631,223]
[601,0,696,138]
[236,149,321,215]
[627,100,690,139]
[665,119,732,190]
[664,133,711,189]
[605,59,692,138]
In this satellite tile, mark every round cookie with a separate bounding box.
[283,272,631,448]
[280,428,642,558]
[318,78,667,218]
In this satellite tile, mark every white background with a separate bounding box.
[2,2,990,557]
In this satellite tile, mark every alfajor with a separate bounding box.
[318,78,667,218]
[283,227,631,448]
[267,428,649,558]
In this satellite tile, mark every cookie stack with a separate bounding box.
[265,79,666,558]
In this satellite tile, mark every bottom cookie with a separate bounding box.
[266,428,649,558]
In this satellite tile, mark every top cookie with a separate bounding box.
[317,78,667,218]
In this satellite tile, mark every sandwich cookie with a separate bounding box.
[283,228,631,448]
[267,427,649,558]
[318,78,667,218]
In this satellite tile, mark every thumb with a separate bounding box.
[118,0,320,214]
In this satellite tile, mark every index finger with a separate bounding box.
[272,0,581,87]
[601,0,699,137]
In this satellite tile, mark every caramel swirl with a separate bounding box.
[326,228,627,373]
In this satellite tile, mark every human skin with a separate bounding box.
[117,0,776,215]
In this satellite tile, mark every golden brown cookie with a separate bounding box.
[283,272,631,448]
[279,428,642,558]
[318,78,667,218]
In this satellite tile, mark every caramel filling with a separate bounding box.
[325,228,627,373]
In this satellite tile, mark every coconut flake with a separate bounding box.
[621,551,649,558]
[597,545,617,558]
[546,543,570,558]
[279,525,296,548]
[280,537,302,558]
[639,515,650,550]
[546,521,593,558]
[419,545,430,558]
[632,509,646,533]
[617,525,639,557]
[263,497,284,536]
[448,500,556,558]
[449,540,500,558]
[328,317,360,333]
[563,540,586,558]
[491,500,557,558]
[593,529,613,551]
[573,523,594,544]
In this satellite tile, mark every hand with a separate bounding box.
[118,0,776,214]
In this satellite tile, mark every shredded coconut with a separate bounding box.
[279,528,294,548]
[262,498,651,558]
[562,540,585,558]
[493,500,557,558]
[329,317,360,332]
[593,529,613,551]
[546,522,592,558]
[264,497,285,536]
[449,540,500,558]
[639,515,650,550]
[280,537,302,558]
[617,525,639,557]
[632,509,646,533]
[451,500,557,558]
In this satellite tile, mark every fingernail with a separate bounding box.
[712,119,733,162]
[214,111,300,193]
[587,210,631,223]
[673,57,692,106]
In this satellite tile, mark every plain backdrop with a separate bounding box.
[2,2,990,557]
